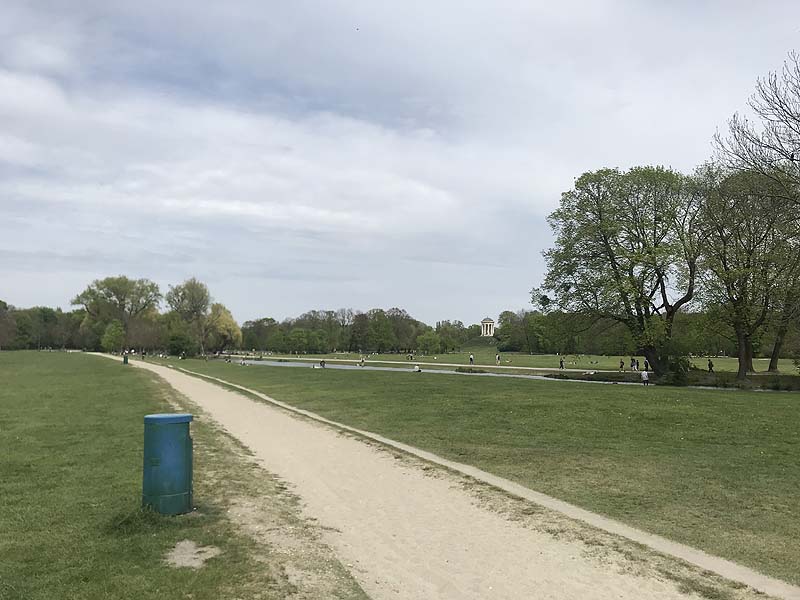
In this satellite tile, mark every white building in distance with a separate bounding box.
[480,318,495,337]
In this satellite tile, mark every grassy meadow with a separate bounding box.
[0,352,365,600]
[162,356,800,585]
[256,347,796,374]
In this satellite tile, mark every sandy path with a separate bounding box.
[131,361,797,600]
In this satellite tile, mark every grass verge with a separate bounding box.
[0,352,366,600]
[155,356,800,586]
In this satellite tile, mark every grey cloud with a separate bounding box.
[1,0,798,324]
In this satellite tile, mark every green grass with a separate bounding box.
[0,352,365,600]
[163,357,800,585]
[253,348,795,374]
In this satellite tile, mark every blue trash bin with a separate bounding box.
[142,413,193,515]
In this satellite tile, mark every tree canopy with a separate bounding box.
[537,166,701,375]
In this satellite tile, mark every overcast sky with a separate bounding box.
[1,1,798,325]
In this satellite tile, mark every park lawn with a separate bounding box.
[258,349,794,374]
[164,357,800,585]
[0,352,365,600]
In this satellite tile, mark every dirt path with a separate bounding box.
[130,361,799,600]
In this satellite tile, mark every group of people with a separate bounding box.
[618,357,650,372]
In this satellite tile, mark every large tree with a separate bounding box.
[165,278,212,354]
[537,166,702,375]
[242,317,278,351]
[72,276,161,342]
[697,166,800,378]
[207,303,243,352]
[766,264,800,371]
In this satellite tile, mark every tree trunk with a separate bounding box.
[745,338,756,372]
[642,347,667,377]
[768,325,788,372]
[736,328,754,380]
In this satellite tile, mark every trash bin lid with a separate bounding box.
[144,413,193,424]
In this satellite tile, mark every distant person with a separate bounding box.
[495,353,501,365]
[559,357,565,370]
[469,353,474,365]
[630,357,636,371]
[635,359,640,371]
[708,358,714,373]
[619,359,625,372]
[413,364,422,372]
[643,359,649,371]
[320,360,326,368]
[360,356,365,367]
[641,370,650,386]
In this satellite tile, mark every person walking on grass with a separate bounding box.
[496,353,501,365]
[708,358,714,373]
[559,357,565,370]
[643,358,649,372]
[630,357,636,371]
[469,353,474,365]
[641,369,650,386]
[619,359,625,372]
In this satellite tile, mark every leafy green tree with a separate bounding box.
[101,320,125,352]
[435,320,471,352]
[367,310,396,352]
[287,328,309,353]
[72,276,161,340]
[416,331,441,355]
[767,272,800,371]
[0,301,15,350]
[127,308,164,351]
[697,166,800,378]
[207,303,242,351]
[242,317,278,351]
[165,278,213,353]
[348,313,369,352]
[537,166,702,375]
[387,308,423,351]
[167,331,197,357]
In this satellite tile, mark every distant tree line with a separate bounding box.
[241,309,481,355]
[534,52,800,378]
[2,284,797,363]
[0,276,241,356]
